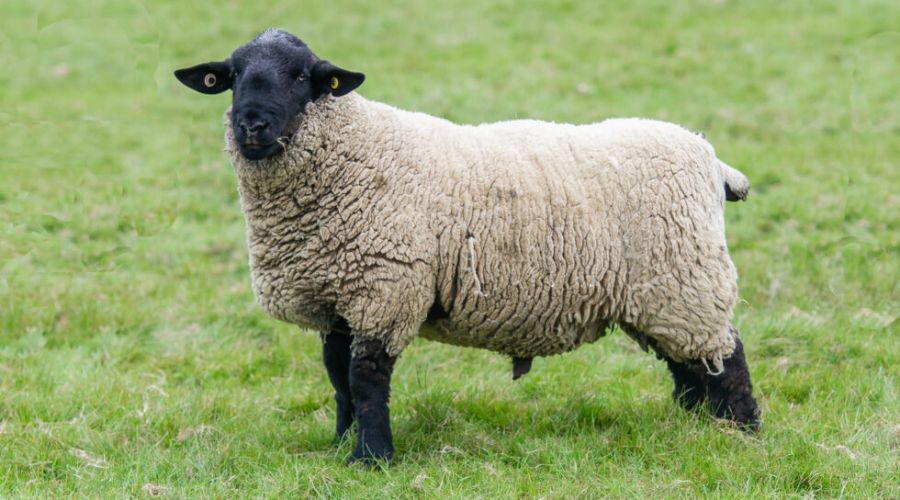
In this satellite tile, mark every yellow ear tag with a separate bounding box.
[330,76,340,90]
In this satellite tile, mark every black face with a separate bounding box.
[175,29,365,160]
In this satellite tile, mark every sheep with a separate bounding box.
[175,28,760,464]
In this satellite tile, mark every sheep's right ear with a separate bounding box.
[174,61,233,94]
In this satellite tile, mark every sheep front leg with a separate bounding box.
[646,338,706,410]
[322,331,355,441]
[347,336,396,464]
[703,336,761,432]
[663,356,707,411]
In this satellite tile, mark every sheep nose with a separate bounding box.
[240,119,270,135]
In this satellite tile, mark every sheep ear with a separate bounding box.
[174,61,232,95]
[311,60,365,97]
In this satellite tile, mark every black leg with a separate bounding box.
[322,332,354,441]
[347,337,396,464]
[650,328,760,431]
[646,337,707,411]
[703,337,761,432]
[663,356,707,411]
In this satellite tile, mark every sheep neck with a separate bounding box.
[227,94,380,217]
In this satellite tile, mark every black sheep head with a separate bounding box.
[175,29,364,160]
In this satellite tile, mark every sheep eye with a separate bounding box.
[296,73,306,82]
[203,73,217,87]
[330,76,339,90]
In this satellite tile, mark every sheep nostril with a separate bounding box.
[247,120,269,134]
[239,120,270,136]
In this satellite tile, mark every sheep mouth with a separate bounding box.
[238,141,283,161]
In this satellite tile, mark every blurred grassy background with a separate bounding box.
[1,0,897,496]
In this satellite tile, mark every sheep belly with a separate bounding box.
[418,316,610,358]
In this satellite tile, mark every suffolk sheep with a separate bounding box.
[175,28,760,463]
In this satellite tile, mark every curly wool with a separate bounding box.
[226,93,742,366]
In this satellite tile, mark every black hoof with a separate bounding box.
[347,446,393,466]
[712,396,762,433]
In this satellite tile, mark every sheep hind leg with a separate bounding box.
[347,337,397,464]
[701,335,761,432]
[322,330,355,442]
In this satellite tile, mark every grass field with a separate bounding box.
[1,0,898,496]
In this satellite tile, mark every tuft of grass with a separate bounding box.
[1,0,897,496]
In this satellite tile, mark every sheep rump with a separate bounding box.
[227,93,746,368]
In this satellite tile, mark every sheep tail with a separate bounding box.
[720,160,750,202]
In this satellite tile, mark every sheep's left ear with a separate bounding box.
[311,60,365,97]
[174,60,233,95]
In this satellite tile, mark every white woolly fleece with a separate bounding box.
[226,93,744,368]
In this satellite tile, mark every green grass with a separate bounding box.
[1,0,898,496]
